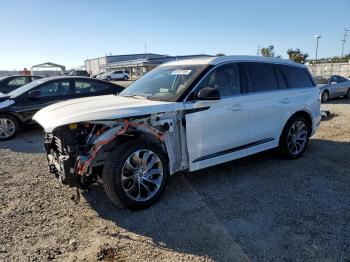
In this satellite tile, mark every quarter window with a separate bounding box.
[277,65,314,88]
[75,80,109,94]
[245,62,279,92]
[197,63,241,97]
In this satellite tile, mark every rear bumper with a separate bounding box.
[311,115,321,136]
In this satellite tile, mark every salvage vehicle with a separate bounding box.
[0,75,42,94]
[33,56,321,209]
[0,76,124,140]
[315,75,350,102]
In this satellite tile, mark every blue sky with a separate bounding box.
[0,0,349,70]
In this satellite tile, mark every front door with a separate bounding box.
[184,63,250,171]
[14,79,73,122]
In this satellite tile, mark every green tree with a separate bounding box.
[287,48,309,64]
[215,53,226,56]
[260,45,275,57]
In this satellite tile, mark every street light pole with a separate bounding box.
[341,29,349,58]
[314,35,321,61]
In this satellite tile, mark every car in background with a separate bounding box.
[69,70,90,77]
[101,70,130,81]
[315,75,350,102]
[0,75,43,94]
[0,76,124,140]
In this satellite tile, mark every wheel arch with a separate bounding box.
[284,110,313,137]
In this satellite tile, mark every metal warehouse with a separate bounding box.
[85,53,211,78]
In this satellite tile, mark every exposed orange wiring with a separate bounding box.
[78,119,165,175]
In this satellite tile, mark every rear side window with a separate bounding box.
[75,80,109,94]
[245,62,279,92]
[278,65,314,88]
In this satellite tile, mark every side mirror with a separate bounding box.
[197,87,220,100]
[330,81,337,85]
[28,90,41,99]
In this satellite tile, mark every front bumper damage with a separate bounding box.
[43,112,189,189]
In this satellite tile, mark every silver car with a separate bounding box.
[315,75,350,103]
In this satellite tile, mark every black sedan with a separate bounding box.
[0,76,124,140]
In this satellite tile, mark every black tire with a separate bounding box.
[0,114,19,141]
[123,75,128,81]
[321,90,329,103]
[106,76,112,81]
[102,140,169,210]
[279,116,310,159]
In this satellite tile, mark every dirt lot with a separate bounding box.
[0,99,349,261]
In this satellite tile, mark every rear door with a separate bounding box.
[243,62,285,153]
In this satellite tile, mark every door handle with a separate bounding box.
[278,98,290,104]
[228,104,242,111]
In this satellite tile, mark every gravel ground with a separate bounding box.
[0,99,349,261]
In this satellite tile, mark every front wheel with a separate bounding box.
[103,140,168,209]
[0,114,19,141]
[106,76,112,81]
[123,75,128,80]
[279,116,310,159]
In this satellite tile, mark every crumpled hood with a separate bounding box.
[33,95,184,132]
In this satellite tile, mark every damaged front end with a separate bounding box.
[44,112,189,189]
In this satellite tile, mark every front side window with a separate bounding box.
[245,62,278,92]
[278,65,314,88]
[36,81,70,97]
[120,64,207,101]
[195,63,241,98]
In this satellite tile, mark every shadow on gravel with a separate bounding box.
[84,138,350,261]
[0,126,44,153]
[322,97,350,105]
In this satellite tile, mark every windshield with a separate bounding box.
[120,64,208,101]
[8,79,45,97]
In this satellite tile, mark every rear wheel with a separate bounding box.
[279,116,310,159]
[103,140,168,209]
[321,91,329,103]
[0,114,19,141]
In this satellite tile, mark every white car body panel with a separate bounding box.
[33,95,183,132]
[184,96,250,171]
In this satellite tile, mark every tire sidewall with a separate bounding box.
[103,141,169,209]
[321,91,328,103]
[279,116,310,159]
[0,114,19,141]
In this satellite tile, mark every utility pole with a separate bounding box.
[256,45,261,56]
[314,35,321,61]
[144,43,147,54]
[341,29,349,58]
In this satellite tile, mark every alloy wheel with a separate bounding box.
[0,118,16,139]
[287,121,308,155]
[121,149,163,202]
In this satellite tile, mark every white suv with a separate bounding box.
[33,56,321,209]
[101,70,130,81]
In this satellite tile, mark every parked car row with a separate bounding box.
[0,77,124,140]
[30,56,321,209]
[314,75,350,102]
